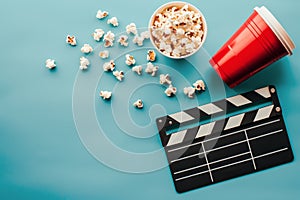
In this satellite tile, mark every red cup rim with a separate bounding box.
[254,6,295,55]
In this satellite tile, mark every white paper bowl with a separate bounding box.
[148,1,207,59]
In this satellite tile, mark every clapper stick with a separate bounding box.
[156,85,294,193]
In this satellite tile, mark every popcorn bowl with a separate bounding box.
[149,1,207,59]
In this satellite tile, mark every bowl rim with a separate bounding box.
[148,1,208,59]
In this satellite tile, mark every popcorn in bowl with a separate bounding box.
[149,2,207,59]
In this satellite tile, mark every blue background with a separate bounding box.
[0,0,299,199]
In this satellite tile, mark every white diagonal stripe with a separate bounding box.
[254,105,274,122]
[169,112,194,123]
[255,87,271,98]
[167,130,187,146]
[226,95,252,107]
[196,121,216,138]
[224,113,245,130]
[198,103,223,115]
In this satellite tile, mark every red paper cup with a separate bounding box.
[209,6,295,88]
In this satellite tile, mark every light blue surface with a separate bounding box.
[0,0,299,199]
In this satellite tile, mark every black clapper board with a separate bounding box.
[156,86,294,193]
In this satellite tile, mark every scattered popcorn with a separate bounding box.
[79,57,90,70]
[99,91,112,100]
[133,99,144,109]
[150,4,205,58]
[160,74,172,85]
[183,87,196,98]
[81,44,93,54]
[93,29,105,41]
[66,35,77,46]
[193,80,205,91]
[140,31,150,39]
[113,70,124,81]
[99,50,109,59]
[45,59,56,69]
[96,10,109,19]
[107,17,119,27]
[133,35,145,46]
[103,60,115,71]
[145,62,159,76]
[132,65,143,75]
[147,50,156,62]
[126,23,138,35]
[165,85,177,97]
[125,54,136,66]
[103,31,115,47]
[118,35,129,46]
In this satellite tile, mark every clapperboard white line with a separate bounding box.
[210,158,252,172]
[174,151,251,175]
[254,148,288,159]
[209,151,250,165]
[167,119,281,153]
[244,130,257,170]
[168,141,202,153]
[249,129,283,141]
[174,163,208,175]
[175,170,210,181]
[170,151,205,163]
[170,127,284,164]
[175,147,289,182]
[202,143,214,182]
[243,119,280,132]
[206,140,245,153]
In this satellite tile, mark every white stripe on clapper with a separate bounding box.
[224,113,245,130]
[255,87,271,98]
[195,121,216,138]
[244,130,257,170]
[167,130,187,146]
[226,95,252,107]
[169,111,194,123]
[198,103,223,115]
[254,105,274,122]
[202,144,214,182]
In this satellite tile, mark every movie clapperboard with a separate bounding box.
[156,86,294,193]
